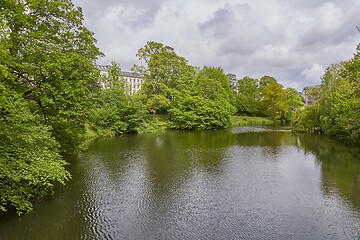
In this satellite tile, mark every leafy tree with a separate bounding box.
[292,105,320,132]
[294,43,360,144]
[0,89,70,215]
[90,63,148,137]
[169,66,236,130]
[133,41,196,113]
[169,95,235,130]
[0,0,101,214]
[1,0,102,152]
[235,76,261,115]
[283,87,304,120]
[260,78,287,119]
[259,75,277,90]
[197,66,235,104]
[318,59,359,143]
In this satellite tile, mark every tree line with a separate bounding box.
[90,41,304,136]
[1,0,355,215]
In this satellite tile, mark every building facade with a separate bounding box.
[96,65,144,94]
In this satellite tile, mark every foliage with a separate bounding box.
[235,76,261,115]
[230,116,275,127]
[89,63,149,137]
[197,66,235,104]
[234,75,303,120]
[294,44,360,144]
[169,66,236,130]
[0,0,101,214]
[292,105,320,132]
[318,58,360,143]
[133,41,196,113]
[0,89,70,215]
[134,42,236,130]
[170,95,235,130]
[1,0,102,152]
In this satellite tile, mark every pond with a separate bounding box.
[1,126,360,240]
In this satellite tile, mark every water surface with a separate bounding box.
[1,126,360,239]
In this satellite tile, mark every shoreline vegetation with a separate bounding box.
[84,115,277,140]
[1,0,358,215]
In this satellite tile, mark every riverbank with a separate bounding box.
[84,115,276,140]
[229,116,276,127]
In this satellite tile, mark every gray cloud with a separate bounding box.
[75,0,167,29]
[73,0,360,90]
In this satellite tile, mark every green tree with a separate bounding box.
[197,66,235,104]
[235,76,260,115]
[90,63,149,137]
[133,41,195,113]
[169,66,236,130]
[1,0,102,152]
[292,105,320,132]
[318,59,359,143]
[294,43,360,144]
[0,0,101,214]
[283,87,304,120]
[0,89,70,215]
[260,78,287,119]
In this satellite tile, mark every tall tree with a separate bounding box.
[1,0,102,152]
[170,66,236,130]
[259,77,287,119]
[0,89,70,215]
[294,43,360,144]
[235,76,260,115]
[0,0,101,214]
[133,41,195,114]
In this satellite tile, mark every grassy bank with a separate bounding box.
[229,116,276,127]
[84,115,276,142]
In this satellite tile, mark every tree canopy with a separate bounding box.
[0,0,101,214]
[134,41,236,130]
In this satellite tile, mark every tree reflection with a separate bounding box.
[297,133,360,211]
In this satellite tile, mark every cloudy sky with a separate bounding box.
[72,0,360,90]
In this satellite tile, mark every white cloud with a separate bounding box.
[73,0,360,90]
[301,63,325,84]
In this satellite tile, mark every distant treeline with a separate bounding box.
[1,0,357,215]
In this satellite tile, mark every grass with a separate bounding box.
[230,116,276,127]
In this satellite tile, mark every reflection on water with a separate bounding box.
[297,133,360,211]
[0,126,359,240]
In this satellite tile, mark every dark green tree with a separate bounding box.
[0,89,70,215]
[133,41,196,114]
[1,0,102,152]
[235,76,261,115]
[0,0,101,214]
[170,66,236,130]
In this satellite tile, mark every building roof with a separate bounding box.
[121,71,144,78]
[96,65,144,78]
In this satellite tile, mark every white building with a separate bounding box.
[121,71,144,94]
[96,65,144,94]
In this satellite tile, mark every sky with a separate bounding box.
[72,0,360,90]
